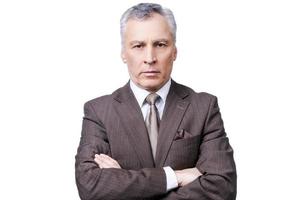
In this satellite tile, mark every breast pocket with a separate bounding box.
[166,135,201,170]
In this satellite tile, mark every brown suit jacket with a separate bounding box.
[75,80,236,200]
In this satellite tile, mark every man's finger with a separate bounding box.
[94,156,103,168]
[99,154,121,168]
[94,154,121,168]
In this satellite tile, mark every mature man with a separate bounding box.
[75,3,236,200]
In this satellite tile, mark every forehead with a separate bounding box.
[124,13,173,42]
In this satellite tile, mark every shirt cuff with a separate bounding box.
[163,166,178,191]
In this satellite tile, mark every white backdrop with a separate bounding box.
[0,0,299,199]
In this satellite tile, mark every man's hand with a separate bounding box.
[175,167,202,187]
[94,154,121,169]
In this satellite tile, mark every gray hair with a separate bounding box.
[120,3,177,47]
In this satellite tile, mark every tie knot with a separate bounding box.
[145,93,160,105]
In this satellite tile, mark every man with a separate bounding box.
[75,3,236,200]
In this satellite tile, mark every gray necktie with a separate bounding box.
[145,93,160,159]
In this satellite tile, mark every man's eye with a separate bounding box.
[133,44,143,49]
[156,43,167,47]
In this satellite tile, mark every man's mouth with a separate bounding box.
[142,70,160,77]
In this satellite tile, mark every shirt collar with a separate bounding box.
[130,79,171,108]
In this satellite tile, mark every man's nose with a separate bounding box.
[144,47,157,65]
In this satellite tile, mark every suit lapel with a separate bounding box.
[112,82,155,167]
[155,81,190,167]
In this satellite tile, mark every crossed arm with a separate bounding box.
[94,153,202,187]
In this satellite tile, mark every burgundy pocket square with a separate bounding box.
[174,129,193,140]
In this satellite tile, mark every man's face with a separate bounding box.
[121,13,177,92]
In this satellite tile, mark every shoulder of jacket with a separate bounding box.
[85,94,112,106]
[174,82,217,101]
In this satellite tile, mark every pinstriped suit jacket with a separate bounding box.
[75,80,236,200]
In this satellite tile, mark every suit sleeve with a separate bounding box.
[161,95,237,200]
[75,102,167,200]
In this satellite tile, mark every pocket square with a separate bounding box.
[174,129,193,140]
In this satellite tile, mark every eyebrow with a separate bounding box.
[129,39,169,45]
[129,41,144,45]
[154,39,169,43]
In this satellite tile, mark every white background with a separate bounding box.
[0,0,299,199]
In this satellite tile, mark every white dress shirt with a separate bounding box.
[130,79,178,191]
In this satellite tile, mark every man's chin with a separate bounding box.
[140,80,165,92]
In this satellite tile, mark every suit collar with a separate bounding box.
[112,79,189,103]
[129,79,172,109]
[111,81,131,103]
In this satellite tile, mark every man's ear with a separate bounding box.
[173,46,177,61]
[121,51,127,63]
